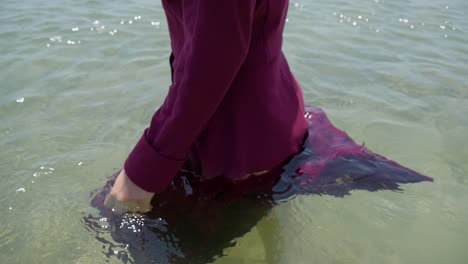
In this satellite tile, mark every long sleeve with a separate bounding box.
[124,0,256,193]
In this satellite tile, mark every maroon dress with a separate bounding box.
[124,0,309,192]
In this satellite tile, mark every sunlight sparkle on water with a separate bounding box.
[1,1,467,263]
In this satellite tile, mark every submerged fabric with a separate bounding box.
[87,106,432,263]
[275,106,433,198]
[124,0,309,193]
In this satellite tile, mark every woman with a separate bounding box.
[105,0,308,212]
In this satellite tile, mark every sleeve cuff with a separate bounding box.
[124,129,186,193]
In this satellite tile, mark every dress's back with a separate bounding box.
[124,0,309,192]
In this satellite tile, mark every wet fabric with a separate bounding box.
[86,106,432,263]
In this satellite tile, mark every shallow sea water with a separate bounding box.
[1,0,467,263]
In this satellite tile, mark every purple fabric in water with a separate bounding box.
[272,106,433,199]
[87,106,432,263]
[92,106,433,210]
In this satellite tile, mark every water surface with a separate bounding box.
[1,0,467,263]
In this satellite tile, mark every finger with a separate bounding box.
[123,200,152,214]
[104,194,152,214]
[133,200,153,213]
[104,193,114,209]
[104,194,129,214]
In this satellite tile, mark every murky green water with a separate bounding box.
[1,0,467,263]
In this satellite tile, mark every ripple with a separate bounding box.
[1,0,468,263]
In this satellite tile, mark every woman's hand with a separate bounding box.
[104,169,154,214]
